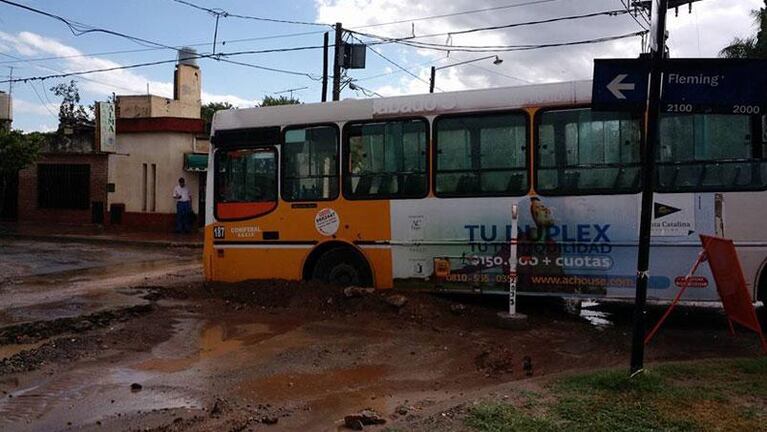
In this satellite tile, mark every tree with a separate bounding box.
[201,101,234,124]
[0,130,42,217]
[260,95,301,106]
[719,1,767,58]
[50,80,92,127]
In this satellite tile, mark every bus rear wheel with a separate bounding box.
[311,248,372,287]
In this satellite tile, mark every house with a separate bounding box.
[107,53,209,231]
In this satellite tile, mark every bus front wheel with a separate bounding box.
[311,248,372,287]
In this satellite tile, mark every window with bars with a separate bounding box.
[37,164,91,209]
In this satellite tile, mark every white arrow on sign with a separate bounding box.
[607,74,635,99]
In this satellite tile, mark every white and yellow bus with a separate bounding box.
[203,81,767,302]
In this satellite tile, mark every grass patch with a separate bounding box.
[465,357,767,432]
[465,403,557,432]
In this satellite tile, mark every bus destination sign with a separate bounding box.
[592,58,767,114]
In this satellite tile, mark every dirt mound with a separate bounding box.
[201,279,503,331]
[0,304,153,345]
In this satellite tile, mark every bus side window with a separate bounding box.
[282,125,339,201]
[536,108,641,195]
[656,114,766,192]
[344,119,428,200]
[434,111,528,197]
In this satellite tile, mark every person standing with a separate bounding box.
[173,177,192,233]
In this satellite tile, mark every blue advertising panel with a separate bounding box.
[389,194,720,301]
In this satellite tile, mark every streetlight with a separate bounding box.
[429,55,503,93]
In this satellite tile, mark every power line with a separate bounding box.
[374,30,648,53]
[0,0,171,49]
[26,81,57,119]
[0,45,332,84]
[348,81,383,98]
[619,0,649,32]
[169,0,332,27]
[0,30,329,65]
[0,0,324,80]
[210,56,321,79]
[465,63,533,84]
[349,9,630,43]
[347,33,439,92]
[0,51,138,93]
[1,25,645,85]
[350,0,562,29]
[353,56,450,82]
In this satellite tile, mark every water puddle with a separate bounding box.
[134,318,297,373]
[240,364,389,402]
[580,301,613,327]
[17,258,192,286]
[0,366,201,431]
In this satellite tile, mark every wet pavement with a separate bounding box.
[0,239,199,326]
[0,222,203,249]
[0,239,764,432]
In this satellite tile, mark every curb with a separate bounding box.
[0,232,203,249]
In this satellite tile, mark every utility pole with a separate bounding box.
[630,0,668,376]
[429,66,435,94]
[322,32,329,102]
[332,22,343,101]
[212,14,221,55]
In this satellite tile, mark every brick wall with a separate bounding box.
[17,153,108,225]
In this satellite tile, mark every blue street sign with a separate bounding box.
[593,58,767,114]
[592,58,650,111]
[661,58,767,114]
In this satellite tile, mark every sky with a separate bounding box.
[0,0,761,132]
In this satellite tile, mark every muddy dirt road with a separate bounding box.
[0,240,763,431]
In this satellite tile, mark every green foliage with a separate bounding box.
[465,357,767,432]
[201,101,235,124]
[720,0,767,58]
[0,129,42,215]
[0,129,42,175]
[466,403,557,432]
[50,80,92,127]
[556,369,665,394]
[260,95,301,106]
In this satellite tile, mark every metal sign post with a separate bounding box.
[496,203,527,329]
[630,0,668,377]
[508,203,519,316]
[591,0,767,376]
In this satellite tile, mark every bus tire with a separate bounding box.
[311,247,372,287]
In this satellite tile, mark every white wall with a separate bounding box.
[108,132,200,214]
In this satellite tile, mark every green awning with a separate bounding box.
[184,153,208,172]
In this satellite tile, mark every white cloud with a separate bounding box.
[13,98,59,117]
[0,31,257,107]
[316,0,762,95]
[36,123,57,132]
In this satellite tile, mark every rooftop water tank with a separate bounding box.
[177,47,198,67]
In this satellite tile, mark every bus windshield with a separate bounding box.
[214,147,277,220]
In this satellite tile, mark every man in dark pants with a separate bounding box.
[173,177,192,233]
